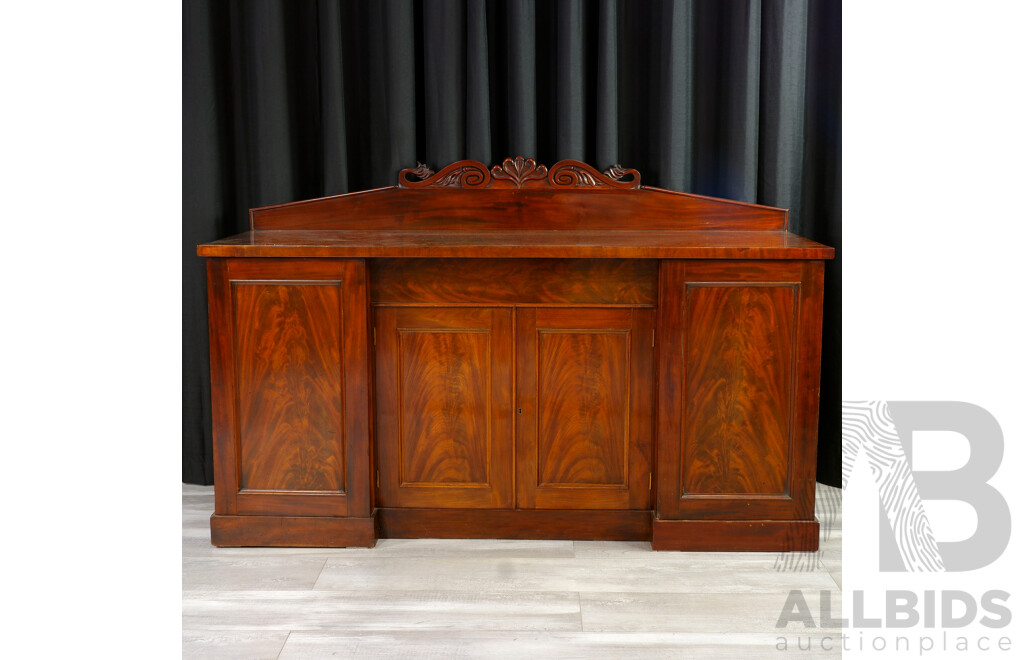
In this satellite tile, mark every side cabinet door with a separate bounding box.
[656,260,825,521]
[374,307,514,509]
[516,307,654,510]
[207,258,372,518]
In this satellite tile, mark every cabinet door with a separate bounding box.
[516,308,654,510]
[656,261,824,521]
[207,258,372,518]
[374,307,514,508]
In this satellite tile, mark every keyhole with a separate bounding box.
[518,408,522,415]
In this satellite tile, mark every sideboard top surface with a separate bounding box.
[197,228,832,259]
[197,158,834,260]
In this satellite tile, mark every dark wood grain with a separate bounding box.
[370,258,656,305]
[374,307,514,509]
[233,281,345,492]
[516,308,653,510]
[198,229,833,260]
[378,508,652,541]
[538,330,628,485]
[682,283,796,495]
[399,329,490,485]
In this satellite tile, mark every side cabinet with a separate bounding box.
[206,258,376,547]
[653,260,825,551]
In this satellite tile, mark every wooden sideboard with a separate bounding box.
[197,157,834,551]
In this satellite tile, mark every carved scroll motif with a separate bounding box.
[550,164,600,187]
[603,164,641,187]
[398,157,641,190]
[399,160,491,188]
[408,162,434,179]
[548,161,641,189]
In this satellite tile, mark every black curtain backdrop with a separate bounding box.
[183,0,841,487]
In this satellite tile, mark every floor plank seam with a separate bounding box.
[275,631,291,660]
[827,566,841,591]
[312,557,329,591]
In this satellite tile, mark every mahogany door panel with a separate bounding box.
[234,281,345,493]
[682,283,795,497]
[656,260,823,520]
[207,258,372,518]
[516,307,654,510]
[374,307,514,509]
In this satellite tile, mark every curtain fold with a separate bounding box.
[183,0,842,486]
[317,0,350,195]
[465,0,491,164]
[423,0,466,166]
[555,0,585,161]
[594,0,617,169]
[759,0,808,217]
[656,0,695,191]
[505,0,538,157]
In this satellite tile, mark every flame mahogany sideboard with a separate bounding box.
[197,157,834,551]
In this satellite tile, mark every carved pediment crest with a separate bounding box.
[399,157,641,190]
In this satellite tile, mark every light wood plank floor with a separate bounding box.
[183,484,841,659]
